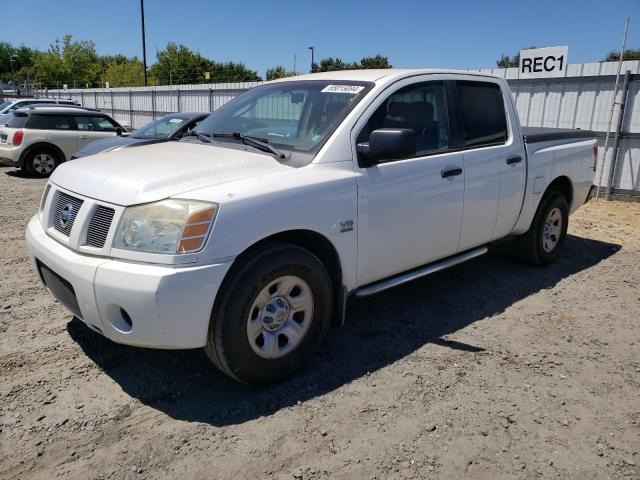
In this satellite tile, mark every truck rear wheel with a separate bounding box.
[205,242,332,384]
[514,190,569,266]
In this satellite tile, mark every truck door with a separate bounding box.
[454,79,526,250]
[352,77,465,286]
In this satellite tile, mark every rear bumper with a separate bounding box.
[0,156,20,167]
[26,215,233,349]
[0,145,21,166]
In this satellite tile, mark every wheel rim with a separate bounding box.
[32,153,55,174]
[542,207,563,253]
[247,275,314,360]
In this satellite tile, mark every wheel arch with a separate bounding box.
[218,229,346,326]
[545,175,573,210]
[19,142,67,165]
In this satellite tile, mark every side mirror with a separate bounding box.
[115,127,123,136]
[357,128,416,164]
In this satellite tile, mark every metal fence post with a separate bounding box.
[605,70,631,200]
[151,89,156,120]
[176,88,180,113]
[129,90,133,128]
[80,90,84,106]
[208,88,213,112]
[94,91,98,109]
[110,90,115,118]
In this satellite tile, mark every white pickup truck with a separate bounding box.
[26,69,597,384]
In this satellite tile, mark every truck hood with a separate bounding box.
[72,135,163,158]
[51,141,291,206]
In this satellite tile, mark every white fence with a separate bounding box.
[37,60,640,195]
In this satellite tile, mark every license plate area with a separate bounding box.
[36,260,83,319]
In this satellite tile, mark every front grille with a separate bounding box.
[53,192,84,236]
[38,261,82,319]
[40,184,51,211]
[85,205,115,248]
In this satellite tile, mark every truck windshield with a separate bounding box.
[194,80,372,153]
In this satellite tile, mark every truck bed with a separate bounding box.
[523,127,596,144]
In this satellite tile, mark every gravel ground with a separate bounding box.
[1,169,639,480]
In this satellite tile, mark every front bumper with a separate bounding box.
[26,215,233,349]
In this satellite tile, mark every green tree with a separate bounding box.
[210,61,261,82]
[102,58,145,87]
[496,47,538,68]
[603,48,640,62]
[359,54,392,69]
[31,34,102,88]
[0,42,37,84]
[148,43,214,85]
[148,43,261,85]
[314,55,392,72]
[265,65,297,80]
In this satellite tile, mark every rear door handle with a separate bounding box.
[507,155,522,165]
[441,167,463,178]
[78,135,88,140]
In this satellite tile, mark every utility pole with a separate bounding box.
[595,16,629,200]
[10,55,17,85]
[308,46,315,73]
[140,0,148,86]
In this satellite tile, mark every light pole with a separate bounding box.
[10,55,18,84]
[140,0,148,86]
[308,46,315,73]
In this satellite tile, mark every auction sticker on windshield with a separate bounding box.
[321,85,365,94]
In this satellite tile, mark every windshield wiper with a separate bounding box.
[185,131,213,143]
[212,132,286,159]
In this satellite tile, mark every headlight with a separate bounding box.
[113,199,218,254]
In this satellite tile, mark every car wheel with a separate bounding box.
[26,149,60,178]
[205,242,333,384]
[514,190,569,266]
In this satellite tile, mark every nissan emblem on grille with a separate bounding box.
[59,203,74,228]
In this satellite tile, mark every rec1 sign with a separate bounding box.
[519,46,568,79]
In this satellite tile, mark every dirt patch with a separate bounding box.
[1,170,639,479]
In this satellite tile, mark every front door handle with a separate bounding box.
[78,135,88,140]
[441,167,463,178]
[507,155,522,165]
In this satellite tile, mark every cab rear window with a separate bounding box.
[26,114,74,130]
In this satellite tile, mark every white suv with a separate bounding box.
[0,98,80,114]
[0,107,124,177]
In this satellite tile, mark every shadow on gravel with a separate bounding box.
[4,170,29,178]
[67,234,620,426]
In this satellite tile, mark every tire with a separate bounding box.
[205,242,333,384]
[25,149,59,178]
[514,190,569,266]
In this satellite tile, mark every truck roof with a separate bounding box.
[270,68,501,84]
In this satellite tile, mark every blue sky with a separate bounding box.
[2,0,638,77]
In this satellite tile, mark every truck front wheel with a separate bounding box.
[514,190,569,266]
[205,242,333,384]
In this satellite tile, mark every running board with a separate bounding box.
[354,246,488,298]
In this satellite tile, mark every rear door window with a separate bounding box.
[75,115,119,132]
[26,114,74,130]
[456,81,508,148]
